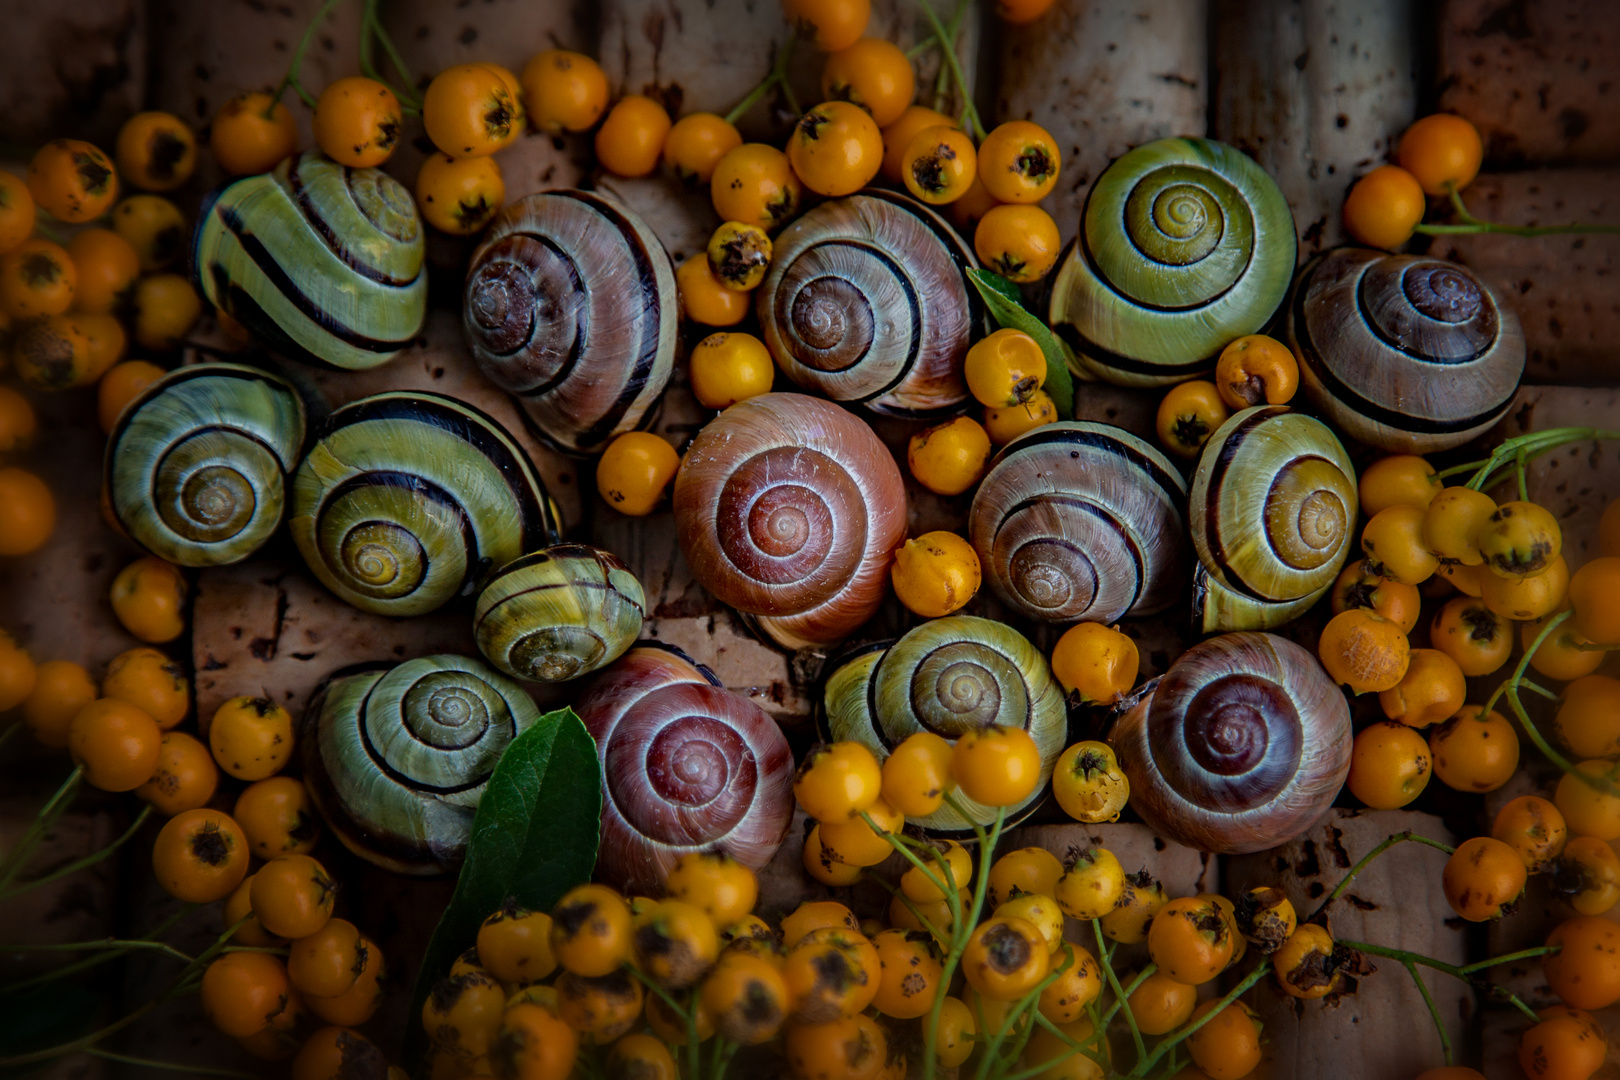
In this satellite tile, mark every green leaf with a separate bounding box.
[404,707,601,1071]
[968,268,1077,419]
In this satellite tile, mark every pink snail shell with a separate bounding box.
[575,643,795,893]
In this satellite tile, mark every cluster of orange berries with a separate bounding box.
[1342,112,1483,250]
[1152,335,1300,460]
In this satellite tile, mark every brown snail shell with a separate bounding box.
[1110,631,1351,854]
[672,392,908,650]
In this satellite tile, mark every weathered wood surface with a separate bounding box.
[1225,810,1469,1080]
[1212,0,1418,257]
[995,0,1207,239]
[1438,0,1620,166]
[1427,170,1620,384]
[0,2,145,147]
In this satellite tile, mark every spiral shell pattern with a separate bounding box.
[107,363,306,567]
[1049,138,1297,386]
[1110,632,1351,854]
[289,391,558,617]
[474,544,646,683]
[1190,406,1357,633]
[463,191,678,455]
[300,653,541,875]
[968,422,1188,624]
[194,151,426,370]
[757,191,983,417]
[1286,248,1526,452]
[673,393,908,650]
[822,616,1066,831]
[576,644,795,893]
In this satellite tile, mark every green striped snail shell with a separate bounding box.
[1285,248,1526,452]
[1190,406,1358,633]
[1110,632,1351,854]
[194,151,426,370]
[300,653,540,875]
[672,393,909,650]
[463,191,678,455]
[757,190,985,417]
[1049,138,1297,386]
[289,391,560,617]
[474,544,646,683]
[822,616,1067,831]
[106,363,305,566]
[968,422,1188,624]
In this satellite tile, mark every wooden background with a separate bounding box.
[0,1,1617,1077]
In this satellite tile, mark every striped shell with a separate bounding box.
[1050,138,1297,386]
[1111,632,1352,854]
[1286,248,1526,452]
[968,422,1188,624]
[576,644,795,893]
[300,653,541,875]
[756,190,984,417]
[462,190,678,455]
[289,392,559,617]
[474,544,646,683]
[822,616,1066,831]
[194,151,426,370]
[672,393,908,650]
[106,363,305,567]
[1190,406,1358,633]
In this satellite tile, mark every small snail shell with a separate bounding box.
[1110,631,1351,854]
[300,653,542,875]
[106,363,306,567]
[576,643,795,894]
[1049,138,1297,386]
[289,391,560,617]
[968,422,1189,624]
[462,191,678,455]
[1190,406,1357,633]
[1286,248,1525,452]
[822,615,1067,831]
[673,392,908,650]
[474,544,646,683]
[194,151,426,370]
[757,190,984,417]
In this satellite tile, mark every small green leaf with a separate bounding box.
[404,707,601,1071]
[968,268,1077,419]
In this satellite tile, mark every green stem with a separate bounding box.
[921,800,1003,1080]
[1483,611,1570,719]
[1416,221,1620,236]
[1338,938,1542,1022]
[0,766,84,894]
[0,905,197,994]
[1404,960,1453,1067]
[1457,945,1558,976]
[915,0,985,139]
[85,1049,254,1079]
[0,722,22,755]
[271,0,346,111]
[724,30,799,126]
[1130,961,1271,1077]
[1,804,153,900]
[0,934,192,965]
[976,948,1074,1080]
[907,36,939,59]
[366,0,423,109]
[1519,678,1561,702]
[1094,918,1146,1070]
[1309,831,1454,923]
[1099,964,1156,1030]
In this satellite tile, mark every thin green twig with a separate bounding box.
[0,935,192,965]
[1130,962,1271,1076]
[1094,918,1146,1069]
[1309,831,1455,923]
[723,30,799,126]
[85,1048,254,1079]
[2,804,154,900]
[1404,960,1453,1066]
[0,766,84,894]
[271,0,346,111]
[915,0,985,139]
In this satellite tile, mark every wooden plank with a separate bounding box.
[0,3,144,147]
[1438,0,1620,166]
[1426,171,1620,384]
[1223,809,1468,1079]
[1211,0,1418,256]
[994,0,1208,240]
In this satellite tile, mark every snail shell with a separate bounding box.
[106,363,306,567]
[822,615,1067,831]
[462,190,678,455]
[1110,632,1352,854]
[576,643,795,894]
[1285,247,1525,452]
[757,190,984,417]
[194,151,426,370]
[289,391,560,617]
[1049,138,1297,386]
[672,392,908,650]
[474,544,646,683]
[968,422,1189,624]
[1189,406,1358,633]
[300,653,541,875]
